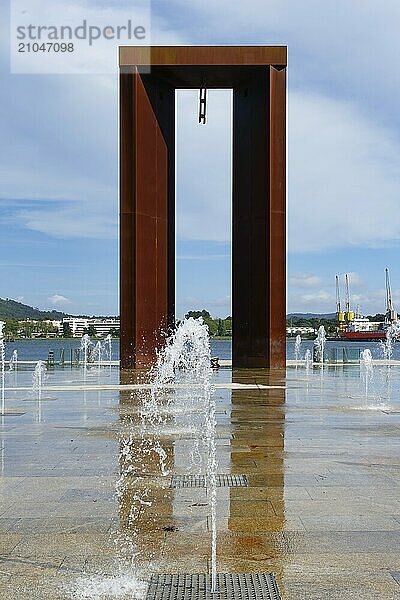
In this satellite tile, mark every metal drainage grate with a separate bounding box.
[171,474,248,489]
[146,573,281,600]
[390,571,400,586]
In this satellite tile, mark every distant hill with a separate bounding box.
[0,298,71,321]
[287,312,336,320]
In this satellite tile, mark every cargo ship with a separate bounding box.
[341,317,386,341]
[336,269,398,342]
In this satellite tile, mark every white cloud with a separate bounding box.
[3,2,400,255]
[162,1,400,255]
[48,294,71,306]
[288,289,335,314]
[20,205,116,239]
[177,254,230,260]
[176,90,232,242]
[289,91,400,251]
[175,87,400,253]
[11,0,151,75]
[300,291,332,304]
[288,284,400,315]
[341,272,365,289]
[0,2,185,241]
[289,273,322,288]
[167,0,400,127]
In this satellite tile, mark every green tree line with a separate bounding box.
[2,319,59,339]
[184,310,232,337]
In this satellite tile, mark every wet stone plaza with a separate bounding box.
[0,358,400,599]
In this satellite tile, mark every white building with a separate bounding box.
[286,326,316,336]
[60,318,89,337]
[60,317,120,337]
[91,318,120,336]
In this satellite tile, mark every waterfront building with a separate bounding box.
[286,326,316,336]
[60,317,120,337]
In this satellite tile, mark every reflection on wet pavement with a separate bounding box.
[0,364,399,598]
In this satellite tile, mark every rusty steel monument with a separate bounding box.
[119,46,287,369]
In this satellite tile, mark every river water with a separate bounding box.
[3,337,398,362]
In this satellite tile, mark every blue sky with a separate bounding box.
[2,1,400,317]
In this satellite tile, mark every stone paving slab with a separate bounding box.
[0,366,399,598]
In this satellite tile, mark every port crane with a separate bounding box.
[334,270,398,340]
[344,273,354,323]
[385,267,398,323]
[335,275,345,331]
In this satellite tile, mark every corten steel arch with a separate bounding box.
[119,46,287,369]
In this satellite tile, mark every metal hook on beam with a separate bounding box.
[199,81,207,124]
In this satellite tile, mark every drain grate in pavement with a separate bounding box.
[171,474,248,489]
[146,573,281,599]
[390,571,400,586]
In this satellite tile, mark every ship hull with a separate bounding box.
[341,331,386,341]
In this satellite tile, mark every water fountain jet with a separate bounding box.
[81,334,93,380]
[104,334,112,366]
[93,340,103,373]
[294,334,302,362]
[304,348,312,371]
[33,360,47,422]
[9,350,18,372]
[313,325,326,364]
[360,348,373,398]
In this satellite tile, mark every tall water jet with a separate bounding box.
[33,361,47,422]
[381,327,393,361]
[313,325,326,364]
[304,348,312,371]
[205,369,217,595]
[104,334,112,365]
[9,350,18,371]
[81,334,92,374]
[360,348,373,398]
[33,361,46,399]
[114,317,218,594]
[150,317,218,593]
[93,340,103,372]
[381,322,400,362]
[294,334,302,366]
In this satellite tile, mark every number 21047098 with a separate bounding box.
[18,42,74,52]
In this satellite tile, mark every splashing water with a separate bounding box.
[81,334,92,373]
[304,348,312,371]
[9,349,18,372]
[156,318,217,592]
[33,360,47,398]
[70,572,147,600]
[93,341,103,372]
[360,349,373,398]
[33,360,47,423]
[313,326,326,364]
[379,323,400,407]
[104,334,112,365]
[156,318,217,591]
[380,329,393,361]
[114,317,218,595]
[294,334,302,362]
[380,322,400,361]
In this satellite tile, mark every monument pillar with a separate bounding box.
[119,47,287,369]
